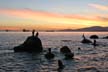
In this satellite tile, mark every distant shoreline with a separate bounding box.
[1,26,108,32]
[0,31,108,32]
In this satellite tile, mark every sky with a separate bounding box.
[0,0,108,30]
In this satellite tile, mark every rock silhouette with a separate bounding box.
[90,35,99,39]
[90,35,99,47]
[81,34,92,44]
[14,30,43,52]
[102,36,108,39]
[64,52,74,59]
[60,46,74,59]
[60,46,71,54]
[58,60,65,72]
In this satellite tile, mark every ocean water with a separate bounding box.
[0,32,108,72]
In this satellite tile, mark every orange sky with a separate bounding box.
[0,0,108,30]
[0,9,108,30]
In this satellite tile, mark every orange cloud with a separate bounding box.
[0,8,108,30]
[0,8,62,19]
[0,8,108,22]
[89,3,108,10]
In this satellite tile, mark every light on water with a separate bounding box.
[0,32,108,72]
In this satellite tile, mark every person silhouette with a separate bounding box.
[32,29,35,36]
[94,40,96,45]
[36,32,39,37]
[45,48,55,59]
[93,39,96,48]
[82,34,85,39]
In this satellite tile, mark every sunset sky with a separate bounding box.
[0,0,108,30]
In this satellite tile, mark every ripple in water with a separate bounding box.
[0,32,108,72]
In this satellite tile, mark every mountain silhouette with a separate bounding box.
[59,26,108,32]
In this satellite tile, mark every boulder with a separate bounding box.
[81,38,92,44]
[102,36,108,39]
[81,34,92,44]
[14,36,43,52]
[58,60,64,69]
[64,52,74,59]
[60,46,71,54]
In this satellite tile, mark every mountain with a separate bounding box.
[76,26,108,31]
[59,26,108,32]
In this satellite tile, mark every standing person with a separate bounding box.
[93,39,96,48]
[36,32,39,37]
[82,34,85,39]
[32,29,35,36]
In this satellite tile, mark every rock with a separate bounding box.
[58,60,64,70]
[90,35,99,39]
[60,46,71,54]
[102,36,108,39]
[45,48,55,59]
[60,46,74,59]
[81,34,92,44]
[81,38,92,44]
[57,60,65,72]
[64,52,74,59]
[14,32,43,52]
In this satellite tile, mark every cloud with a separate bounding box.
[96,16,108,21]
[0,8,108,22]
[0,8,108,30]
[88,3,108,10]
[0,8,62,18]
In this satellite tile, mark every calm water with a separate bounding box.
[0,32,108,72]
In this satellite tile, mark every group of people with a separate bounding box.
[32,29,38,37]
